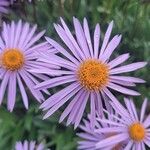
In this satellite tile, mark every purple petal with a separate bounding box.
[100,35,122,62]
[73,17,90,58]
[110,62,147,74]
[60,17,85,60]
[7,72,16,112]
[99,21,113,56]
[96,133,128,149]
[107,82,140,96]
[108,53,130,69]
[17,74,28,109]
[45,36,79,65]
[35,75,76,90]
[83,18,94,58]
[93,23,100,59]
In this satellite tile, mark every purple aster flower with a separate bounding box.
[0,0,10,14]
[15,140,44,150]
[0,20,55,111]
[96,98,150,149]
[34,17,147,128]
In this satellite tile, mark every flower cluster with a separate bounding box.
[0,3,149,149]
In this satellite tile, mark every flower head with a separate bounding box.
[0,0,10,14]
[0,20,55,111]
[15,140,44,150]
[96,98,150,149]
[34,17,147,128]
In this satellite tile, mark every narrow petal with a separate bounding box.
[22,24,37,48]
[18,23,30,50]
[24,30,45,51]
[107,82,140,96]
[110,76,145,83]
[100,35,122,62]
[73,17,90,58]
[90,92,96,129]
[59,89,84,123]
[102,88,130,119]
[95,127,126,133]
[143,115,150,128]
[140,98,148,122]
[66,90,87,126]
[94,24,100,59]
[7,72,16,112]
[17,74,28,109]
[74,92,90,128]
[83,18,94,58]
[96,133,128,149]
[100,21,113,56]
[19,70,43,102]
[35,75,76,90]
[54,24,82,61]
[43,85,81,119]
[45,37,79,65]
[110,62,147,74]
[10,21,15,48]
[124,141,133,150]
[0,71,9,105]
[60,17,86,60]
[40,82,80,110]
[108,53,129,69]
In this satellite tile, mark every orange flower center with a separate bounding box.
[129,123,145,141]
[1,49,24,71]
[77,59,109,90]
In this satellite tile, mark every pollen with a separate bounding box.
[1,49,24,71]
[129,123,145,141]
[77,59,109,91]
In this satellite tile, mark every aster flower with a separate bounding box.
[0,0,10,14]
[34,17,147,128]
[15,140,44,150]
[0,20,55,111]
[96,98,150,149]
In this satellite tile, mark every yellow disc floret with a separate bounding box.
[1,49,24,71]
[77,59,109,91]
[129,123,145,141]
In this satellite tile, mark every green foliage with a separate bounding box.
[0,0,150,149]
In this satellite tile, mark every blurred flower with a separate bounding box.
[77,109,126,150]
[15,140,44,150]
[34,17,147,128]
[77,115,104,150]
[0,20,55,111]
[0,0,10,14]
[96,98,150,149]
